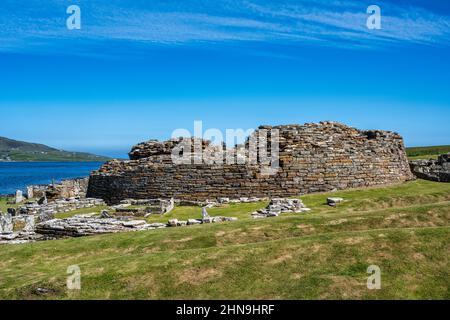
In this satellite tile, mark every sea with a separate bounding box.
[0,162,104,196]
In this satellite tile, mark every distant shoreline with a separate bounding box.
[0,160,110,163]
[0,162,105,196]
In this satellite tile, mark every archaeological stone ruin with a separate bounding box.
[26,177,89,201]
[87,122,414,204]
[19,197,106,222]
[409,153,450,183]
[252,198,311,219]
[0,121,418,245]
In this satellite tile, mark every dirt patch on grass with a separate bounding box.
[215,229,254,246]
[142,247,163,254]
[385,213,407,221]
[84,267,105,276]
[320,275,365,299]
[309,243,322,254]
[267,253,293,265]
[325,219,348,226]
[177,268,222,285]
[124,274,156,294]
[163,237,194,244]
[342,237,365,245]
[296,224,316,233]
[291,273,303,280]
[412,253,425,261]
[216,231,226,237]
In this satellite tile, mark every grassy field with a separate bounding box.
[0,197,22,212]
[0,179,449,300]
[406,145,450,160]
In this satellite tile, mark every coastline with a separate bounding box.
[0,162,104,196]
[0,160,110,163]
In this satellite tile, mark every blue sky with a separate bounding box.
[0,0,449,158]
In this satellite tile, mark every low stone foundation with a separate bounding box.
[27,177,89,200]
[252,198,311,218]
[113,198,175,216]
[19,198,106,222]
[35,214,166,238]
[409,153,450,182]
[0,213,40,244]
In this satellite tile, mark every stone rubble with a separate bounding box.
[168,206,238,227]
[0,213,13,233]
[22,215,35,232]
[0,212,42,244]
[19,198,106,222]
[252,198,311,218]
[114,198,175,216]
[34,207,239,239]
[0,232,43,245]
[35,214,166,238]
[409,153,450,183]
[327,197,345,206]
[1,191,247,244]
[27,177,90,201]
[177,197,268,208]
[101,210,112,218]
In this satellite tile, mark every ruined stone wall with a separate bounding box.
[410,153,450,182]
[87,122,414,204]
[27,178,89,200]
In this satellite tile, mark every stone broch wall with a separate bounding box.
[87,122,414,204]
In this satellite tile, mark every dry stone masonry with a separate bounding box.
[112,198,175,217]
[252,198,311,218]
[19,198,106,222]
[34,209,238,239]
[0,212,41,244]
[409,153,450,182]
[88,122,414,204]
[27,177,89,201]
[35,214,167,238]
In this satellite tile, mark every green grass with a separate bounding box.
[146,202,269,223]
[406,145,450,160]
[0,179,449,300]
[0,197,23,212]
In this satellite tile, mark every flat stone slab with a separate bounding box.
[122,220,147,227]
[253,198,311,218]
[35,215,166,238]
[327,197,345,206]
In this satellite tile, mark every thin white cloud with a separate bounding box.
[0,0,448,54]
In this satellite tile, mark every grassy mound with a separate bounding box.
[0,180,449,300]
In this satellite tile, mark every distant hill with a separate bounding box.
[0,137,110,162]
[406,145,450,160]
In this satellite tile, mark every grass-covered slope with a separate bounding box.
[0,180,449,300]
[406,145,450,160]
[0,136,110,162]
